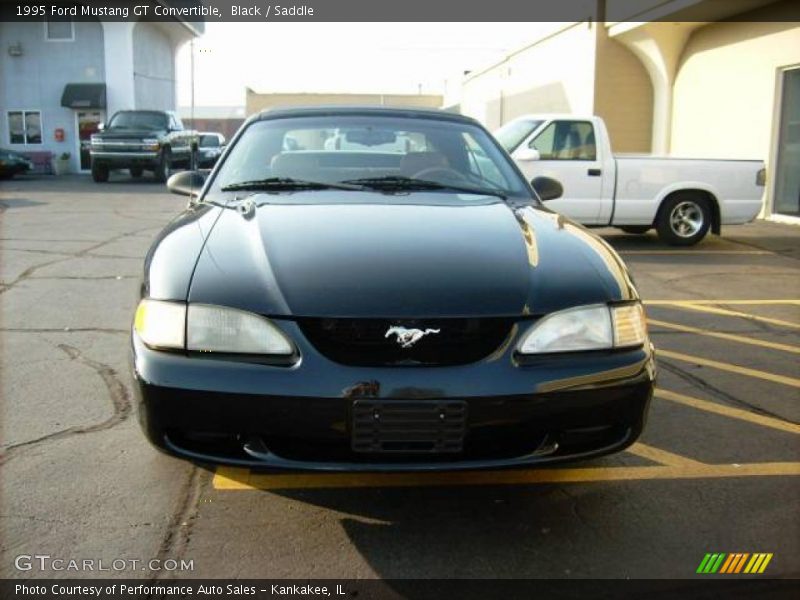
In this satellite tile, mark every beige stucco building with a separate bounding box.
[449,0,799,220]
[245,90,443,116]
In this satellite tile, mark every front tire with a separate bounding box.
[154,148,172,183]
[656,194,711,246]
[91,162,109,183]
[130,166,143,178]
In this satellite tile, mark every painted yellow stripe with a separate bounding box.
[758,554,773,573]
[662,303,800,330]
[645,300,800,306]
[627,442,705,467]
[658,349,800,389]
[744,554,761,573]
[213,461,800,491]
[654,389,800,435]
[648,318,800,355]
[719,554,736,574]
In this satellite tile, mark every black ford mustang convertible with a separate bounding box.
[132,106,655,471]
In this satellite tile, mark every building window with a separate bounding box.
[774,68,800,217]
[8,111,42,145]
[45,20,74,41]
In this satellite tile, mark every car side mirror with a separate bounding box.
[96,122,105,131]
[515,147,540,161]
[167,170,206,199]
[531,176,563,202]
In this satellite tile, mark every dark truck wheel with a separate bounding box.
[130,166,143,178]
[91,162,109,183]
[656,193,712,246]
[619,226,651,234]
[154,148,172,183]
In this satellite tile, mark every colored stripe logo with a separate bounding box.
[697,553,773,574]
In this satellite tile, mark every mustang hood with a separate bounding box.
[188,192,635,318]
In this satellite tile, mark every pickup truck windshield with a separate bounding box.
[108,111,168,131]
[214,115,528,201]
[494,119,542,153]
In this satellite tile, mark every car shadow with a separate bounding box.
[206,452,666,581]
[0,197,47,209]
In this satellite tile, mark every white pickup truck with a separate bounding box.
[495,115,766,245]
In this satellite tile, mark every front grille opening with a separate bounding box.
[165,422,630,465]
[557,424,622,454]
[298,317,514,366]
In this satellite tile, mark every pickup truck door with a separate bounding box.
[512,119,605,224]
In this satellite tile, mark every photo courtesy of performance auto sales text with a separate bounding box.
[1,0,799,599]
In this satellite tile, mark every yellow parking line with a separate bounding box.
[213,461,800,490]
[659,303,800,330]
[658,349,800,388]
[626,442,706,467]
[648,318,800,355]
[645,300,800,306]
[655,389,800,435]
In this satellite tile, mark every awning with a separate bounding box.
[60,83,106,109]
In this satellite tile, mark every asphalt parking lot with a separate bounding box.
[1,174,798,581]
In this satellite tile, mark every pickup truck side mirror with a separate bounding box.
[531,176,563,202]
[167,170,206,199]
[515,147,540,161]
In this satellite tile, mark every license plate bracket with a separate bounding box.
[351,400,467,454]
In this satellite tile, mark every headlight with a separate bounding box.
[187,304,294,355]
[518,303,647,354]
[134,299,186,350]
[142,138,160,151]
[134,301,295,355]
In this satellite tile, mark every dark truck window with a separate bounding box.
[108,111,168,131]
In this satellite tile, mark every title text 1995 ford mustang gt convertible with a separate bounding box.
[131,106,655,471]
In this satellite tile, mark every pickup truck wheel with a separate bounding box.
[154,148,172,183]
[130,166,143,178]
[91,162,109,183]
[656,194,711,246]
[619,226,651,234]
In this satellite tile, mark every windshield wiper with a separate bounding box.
[341,176,506,199]
[221,177,365,192]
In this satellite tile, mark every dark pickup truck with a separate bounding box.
[90,110,197,183]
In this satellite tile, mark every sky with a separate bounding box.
[176,22,556,107]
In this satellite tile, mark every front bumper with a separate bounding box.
[132,321,655,472]
[0,160,31,176]
[90,151,159,168]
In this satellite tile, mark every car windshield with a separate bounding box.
[494,119,543,153]
[200,134,221,148]
[108,111,168,131]
[213,114,529,201]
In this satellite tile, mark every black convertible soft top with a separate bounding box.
[254,105,480,126]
